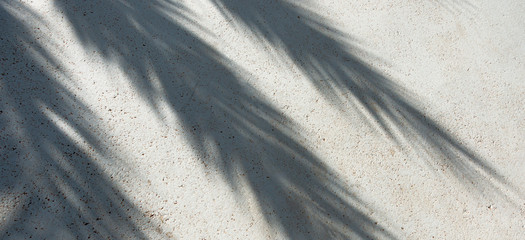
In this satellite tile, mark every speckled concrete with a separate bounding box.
[1,0,524,239]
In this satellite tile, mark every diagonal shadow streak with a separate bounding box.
[1,2,166,239]
[211,0,517,199]
[48,0,397,239]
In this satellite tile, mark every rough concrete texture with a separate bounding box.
[1,0,524,239]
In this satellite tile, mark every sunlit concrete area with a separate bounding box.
[1,0,524,239]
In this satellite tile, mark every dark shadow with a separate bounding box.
[0,2,164,239]
[46,0,395,239]
[210,0,515,199]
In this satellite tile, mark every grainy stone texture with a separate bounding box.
[1,0,524,239]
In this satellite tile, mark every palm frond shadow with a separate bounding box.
[211,0,516,199]
[1,2,162,239]
[51,0,395,238]
[3,0,511,238]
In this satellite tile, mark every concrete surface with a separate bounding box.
[1,0,524,239]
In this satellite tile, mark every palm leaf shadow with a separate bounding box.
[52,0,396,238]
[211,0,515,199]
[1,2,165,239]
